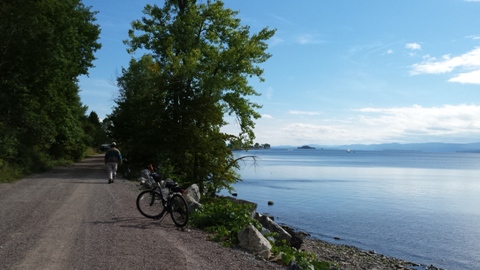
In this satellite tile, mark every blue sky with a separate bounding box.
[79,0,480,146]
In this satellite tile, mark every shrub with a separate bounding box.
[189,197,261,246]
[84,147,98,157]
[0,161,24,183]
[270,239,337,270]
[190,197,338,269]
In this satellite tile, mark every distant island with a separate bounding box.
[297,145,316,149]
[274,142,480,153]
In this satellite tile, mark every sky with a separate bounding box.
[79,0,480,146]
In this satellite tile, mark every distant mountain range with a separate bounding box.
[273,142,480,153]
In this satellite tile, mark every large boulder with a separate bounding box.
[281,225,308,249]
[138,169,155,189]
[183,184,201,211]
[238,224,272,259]
[220,196,257,218]
[254,212,293,245]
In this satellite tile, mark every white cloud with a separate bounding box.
[262,114,273,119]
[387,49,394,54]
[466,35,480,40]
[269,36,284,46]
[288,110,320,116]
[249,104,480,146]
[356,104,480,133]
[296,34,322,45]
[410,47,480,84]
[264,87,274,99]
[449,70,480,84]
[355,104,480,142]
[405,43,421,50]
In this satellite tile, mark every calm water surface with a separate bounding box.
[223,149,480,270]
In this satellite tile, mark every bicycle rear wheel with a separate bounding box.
[136,190,165,219]
[123,165,131,178]
[169,194,189,227]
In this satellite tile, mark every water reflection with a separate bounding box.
[226,150,480,269]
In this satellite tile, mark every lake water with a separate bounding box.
[223,149,480,270]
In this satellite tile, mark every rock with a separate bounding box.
[254,212,292,245]
[287,260,303,270]
[138,169,156,188]
[238,224,272,259]
[268,201,274,205]
[184,184,201,201]
[183,184,202,211]
[260,227,277,243]
[281,225,306,249]
[220,196,257,218]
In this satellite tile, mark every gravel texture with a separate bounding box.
[0,154,441,270]
[300,237,442,270]
[0,155,279,270]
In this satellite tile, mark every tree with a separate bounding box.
[112,0,275,195]
[0,0,101,172]
[109,55,166,162]
[83,111,106,148]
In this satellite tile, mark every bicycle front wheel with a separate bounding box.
[136,190,165,219]
[169,194,189,227]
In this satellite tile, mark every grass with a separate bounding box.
[0,161,24,183]
[84,147,100,157]
[0,147,101,184]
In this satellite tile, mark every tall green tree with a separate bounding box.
[109,55,164,162]
[83,111,106,148]
[113,0,275,195]
[0,0,101,172]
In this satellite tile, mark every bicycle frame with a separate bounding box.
[136,164,189,227]
[148,167,184,210]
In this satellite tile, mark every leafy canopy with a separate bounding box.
[0,0,101,175]
[110,0,275,195]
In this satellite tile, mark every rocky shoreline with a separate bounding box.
[299,237,443,270]
[176,183,448,270]
[207,195,446,270]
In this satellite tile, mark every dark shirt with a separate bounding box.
[104,147,122,164]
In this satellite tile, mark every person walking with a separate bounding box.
[104,142,122,184]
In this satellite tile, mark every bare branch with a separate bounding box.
[232,155,259,171]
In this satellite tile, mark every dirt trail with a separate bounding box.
[0,155,280,270]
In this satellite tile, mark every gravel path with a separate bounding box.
[0,154,443,270]
[0,155,280,270]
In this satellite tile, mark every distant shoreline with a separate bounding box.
[271,142,480,153]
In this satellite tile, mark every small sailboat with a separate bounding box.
[347,148,351,153]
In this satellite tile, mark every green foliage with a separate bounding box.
[0,0,101,175]
[109,0,276,197]
[105,55,164,164]
[0,162,24,183]
[271,240,338,270]
[189,197,338,269]
[189,198,261,246]
[83,111,106,148]
[84,147,99,157]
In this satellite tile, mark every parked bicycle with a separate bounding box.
[122,157,131,178]
[136,164,189,227]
